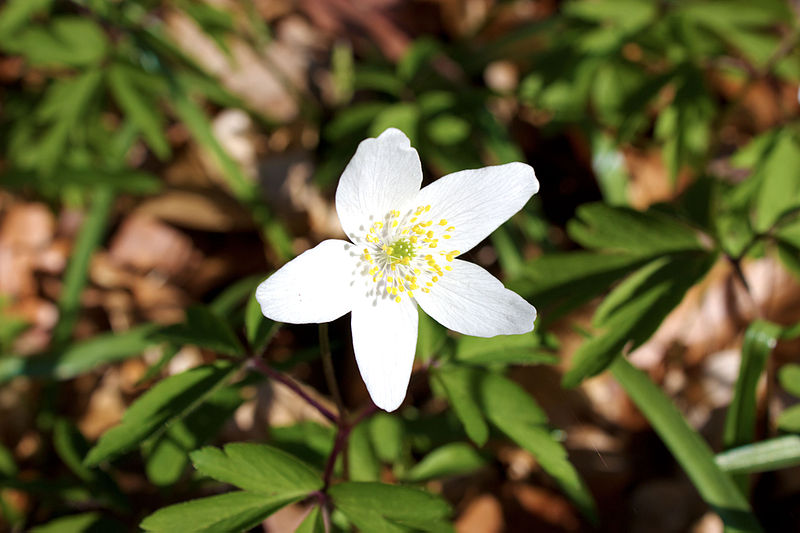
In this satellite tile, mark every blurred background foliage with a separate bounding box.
[1,0,800,531]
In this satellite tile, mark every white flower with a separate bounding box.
[256,128,539,411]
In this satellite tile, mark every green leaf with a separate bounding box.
[107,64,170,160]
[724,321,782,450]
[52,419,127,509]
[564,253,715,387]
[778,364,800,397]
[0,0,51,38]
[417,310,447,362]
[190,443,322,497]
[25,69,103,174]
[778,406,800,433]
[51,186,115,347]
[455,331,557,366]
[268,421,336,470]
[171,88,292,260]
[754,131,800,232]
[144,386,242,487]
[433,366,489,446]
[426,115,470,146]
[567,204,703,256]
[404,443,486,482]
[370,103,420,142]
[295,505,324,533]
[84,362,236,466]
[716,435,800,474]
[369,414,405,464]
[329,482,452,533]
[512,252,649,321]
[3,17,108,67]
[348,421,381,482]
[140,491,301,533]
[565,0,657,32]
[156,306,245,357]
[477,370,597,522]
[0,443,17,477]
[245,291,276,353]
[610,358,762,532]
[0,324,160,384]
[1,168,162,196]
[30,512,103,533]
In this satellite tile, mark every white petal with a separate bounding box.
[413,162,538,254]
[256,239,359,324]
[351,293,418,411]
[415,259,536,337]
[335,128,422,240]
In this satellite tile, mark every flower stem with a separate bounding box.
[319,323,345,416]
[248,358,338,424]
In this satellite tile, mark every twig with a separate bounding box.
[248,358,338,424]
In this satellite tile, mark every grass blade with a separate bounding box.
[716,436,800,475]
[610,357,762,532]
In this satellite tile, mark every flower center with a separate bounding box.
[359,205,459,303]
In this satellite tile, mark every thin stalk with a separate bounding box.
[51,186,115,347]
[319,323,345,416]
[249,358,337,424]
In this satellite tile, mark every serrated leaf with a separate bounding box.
[84,362,236,466]
[0,324,159,384]
[512,252,649,322]
[716,435,800,474]
[404,443,486,482]
[3,17,108,67]
[568,204,703,256]
[329,482,452,533]
[565,253,715,387]
[433,366,489,446]
[190,443,322,497]
[108,64,170,160]
[140,491,301,533]
[156,306,245,357]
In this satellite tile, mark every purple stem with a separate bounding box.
[248,358,338,424]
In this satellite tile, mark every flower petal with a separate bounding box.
[413,162,538,254]
[335,128,423,240]
[415,259,536,337]
[256,239,359,324]
[351,294,418,411]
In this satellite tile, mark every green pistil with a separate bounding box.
[390,238,415,260]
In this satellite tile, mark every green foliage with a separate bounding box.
[611,358,762,532]
[140,491,302,533]
[329,482,452,533]
[85,362,237,466]
[716,436,800,475]
[156,306,245,358]
[191,443,323,496]
[0,324,159,383]
[778,364,800,433]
